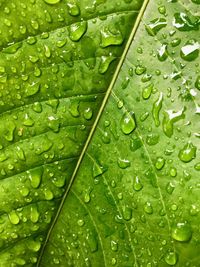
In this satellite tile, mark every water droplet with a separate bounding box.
[69,100,80,117]
[4,121,15,142]
[56,39,67,48]
[2,43,22,54]
[34,137,53,155]
[178,142,196,163]
[166,182,175,194]
[77,219,85,226]
[29,55,39,63]
[28,167,43,189]
[121,111,136,135]
[152,93,163,127]
[118,158,130,169]
[145,18,167,36]
[32,102,42,113]
[173,12,199,31]
[144,202,153,214]
[30,206,39,223]
[111,240,118,251]
[98,55,115,74]
[133,176,143,191]
[135,64,146,75]
[44,45,51,58]
[43,0,60,4]
[164,252,178,266]
[25,82,40,97]
[162,107,185,137]
[155,157,165,170]
[69,21,87,42]
[92,161,107,178]
[44,189,54,200]
[170,167,177,177]
[123,207,132,221]
[9,211,20,225]
[195,75,200,90]
[84,108,93,120]
[171,222,192,242]
[157,44,168,61]
[100,27,123,48]
[67,2,80,16]
[180,40,199,61]
[16,146,26,161]
[142,83,153,100]
[23,113,34,127]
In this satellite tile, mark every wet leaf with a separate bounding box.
[0,0,199,266]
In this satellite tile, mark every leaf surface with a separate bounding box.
[0,0,200,266]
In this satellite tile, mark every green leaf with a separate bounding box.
[0,0,200,266]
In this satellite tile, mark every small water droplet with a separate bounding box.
[84,107,93,120]
[111,240,118,251]
[157,44,168,61]
[144,202,153,214]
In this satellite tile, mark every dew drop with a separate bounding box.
[171,222,192,242]
[28,167,43,189]
[155,157,165,170]
[117,158,130,169]
[162,107,185,137]
[133,176,143,191]
[43,0,60,4]
[145,18,167,36]
[195,75,200,90]
[152,93,163,127]
[23,113,34,127]
[142,83,153,100]
[111,240,118,252]
[164,252,178,266]
[178,142,196,163]
[121,111,136,135]
[67,2,80,16]
[84,107,93,120]
[173,12,199,31]
[100,27,123,48]
[69,21,87,42]
[157,44,168,61]
[9,211,20,225]
[180,40,199,61]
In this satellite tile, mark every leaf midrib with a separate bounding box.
[36,0,150,265]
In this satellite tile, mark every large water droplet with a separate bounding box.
[178,142,196,163]
[180,40,199,61]
[118,158,130,169]
[100,27,123,48]
[145,18,167,36]
[164,252,178,266]
[162,108,185,137]
[67,2,80,16]
[173,12,199,31]
[43,0,60,4]
[133,176,143,191]
[69,21,87,42]
[9,211,20,225]
[171,222,192,242]
[121,112,136,135]
[28,167,43,189]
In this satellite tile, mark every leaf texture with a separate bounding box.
[0,0,200,266]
